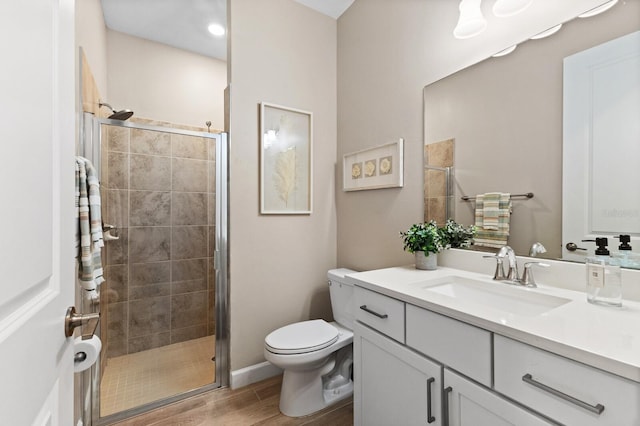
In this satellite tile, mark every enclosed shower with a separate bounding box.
[80,113,228,424]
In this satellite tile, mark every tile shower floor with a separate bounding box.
[100,335,216,416]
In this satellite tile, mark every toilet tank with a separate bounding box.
[327,269,357,330]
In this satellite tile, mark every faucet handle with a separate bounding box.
[483,255,507,280]
[521,262,550,288]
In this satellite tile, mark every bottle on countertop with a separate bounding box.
[612,235,640,269]
[582,237,622,307]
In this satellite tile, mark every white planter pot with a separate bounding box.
[415,251,437,270]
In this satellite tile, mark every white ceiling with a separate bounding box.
[294,0,355,19]
[101,0,227,60]
[100,0,354,62]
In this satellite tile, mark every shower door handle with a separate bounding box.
[65,306,100,339]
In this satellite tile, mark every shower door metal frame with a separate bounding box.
[81,115,229,425]
[424,164,455,222]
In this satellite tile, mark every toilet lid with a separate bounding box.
[265,319,339,355]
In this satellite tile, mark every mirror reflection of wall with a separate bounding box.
[423,0,640,261]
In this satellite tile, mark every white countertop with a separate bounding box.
[345,265,640,383]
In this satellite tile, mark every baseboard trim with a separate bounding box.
[230,361,282,389]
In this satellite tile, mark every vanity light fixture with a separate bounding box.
[492,0,533,17]
[207,23,225,37]
[453,0,487,39]
[578,0,618,18]
[492,45,517,57]
[530,23,562,40]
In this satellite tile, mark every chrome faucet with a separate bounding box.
[520,262,550,287]
[529,242,547,257]
[484,246,549,287]
[498,246,520,282]
[483,253,507,281]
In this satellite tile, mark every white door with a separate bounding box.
[562,31,640,261]
[0,0,76,424]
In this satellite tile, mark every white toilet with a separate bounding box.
[264,268,356,417]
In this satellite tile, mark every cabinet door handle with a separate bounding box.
[443,386,453,426]
[522,374,605,415]
[426,377,436,423]
[359,305,388,319]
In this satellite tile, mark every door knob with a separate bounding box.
[566,242,587,252]
[64,306,100,339]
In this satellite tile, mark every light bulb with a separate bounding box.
[492,45,517,57]
[578,0,618,18]
[454,0,487,39]
[530,24,562,40]
[493,0,533,17]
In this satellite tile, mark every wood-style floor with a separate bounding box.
[111,375,354,426]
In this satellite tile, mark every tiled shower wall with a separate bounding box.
[424,138,454,225]
[101,120,216,357]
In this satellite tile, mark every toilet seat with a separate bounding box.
[265,319,339,355]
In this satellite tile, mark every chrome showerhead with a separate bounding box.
[99,102,134,121]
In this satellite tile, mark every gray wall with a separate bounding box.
[228,0,338,371]
[336,0,607,271]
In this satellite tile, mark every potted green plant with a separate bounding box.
[400,221,446,270]
[441,219,477,249]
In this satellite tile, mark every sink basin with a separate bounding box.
[419,276,570,316]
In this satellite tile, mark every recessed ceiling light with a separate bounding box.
[530,24,562,40]
[578,0,618,18]
[208,23,226,37]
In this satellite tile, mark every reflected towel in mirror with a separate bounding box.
[474,192,512,248]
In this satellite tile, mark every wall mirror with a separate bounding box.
[423,0,640,267]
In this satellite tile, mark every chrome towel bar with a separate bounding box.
[461,192,534,201]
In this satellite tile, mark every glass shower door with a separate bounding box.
[83,116,227,424]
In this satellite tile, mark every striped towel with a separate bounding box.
[76,157,105,294]
[474,192,512,248]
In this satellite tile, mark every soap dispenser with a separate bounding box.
[582,238,622,307]
[613,235,640,269]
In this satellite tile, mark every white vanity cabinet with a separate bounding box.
[354,285,405,343]
[354,283,640,425]
[354,294,551,426]
[405,305,492,387]
[405,305,551,426]
[354,322,443,426]
[494,335,640,425]
[443,369,551,426]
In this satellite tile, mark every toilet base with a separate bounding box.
[279,346,353,417]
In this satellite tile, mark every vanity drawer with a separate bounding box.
[406,304,492,387]
[354,286,405,343]
[494,335,640,426]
